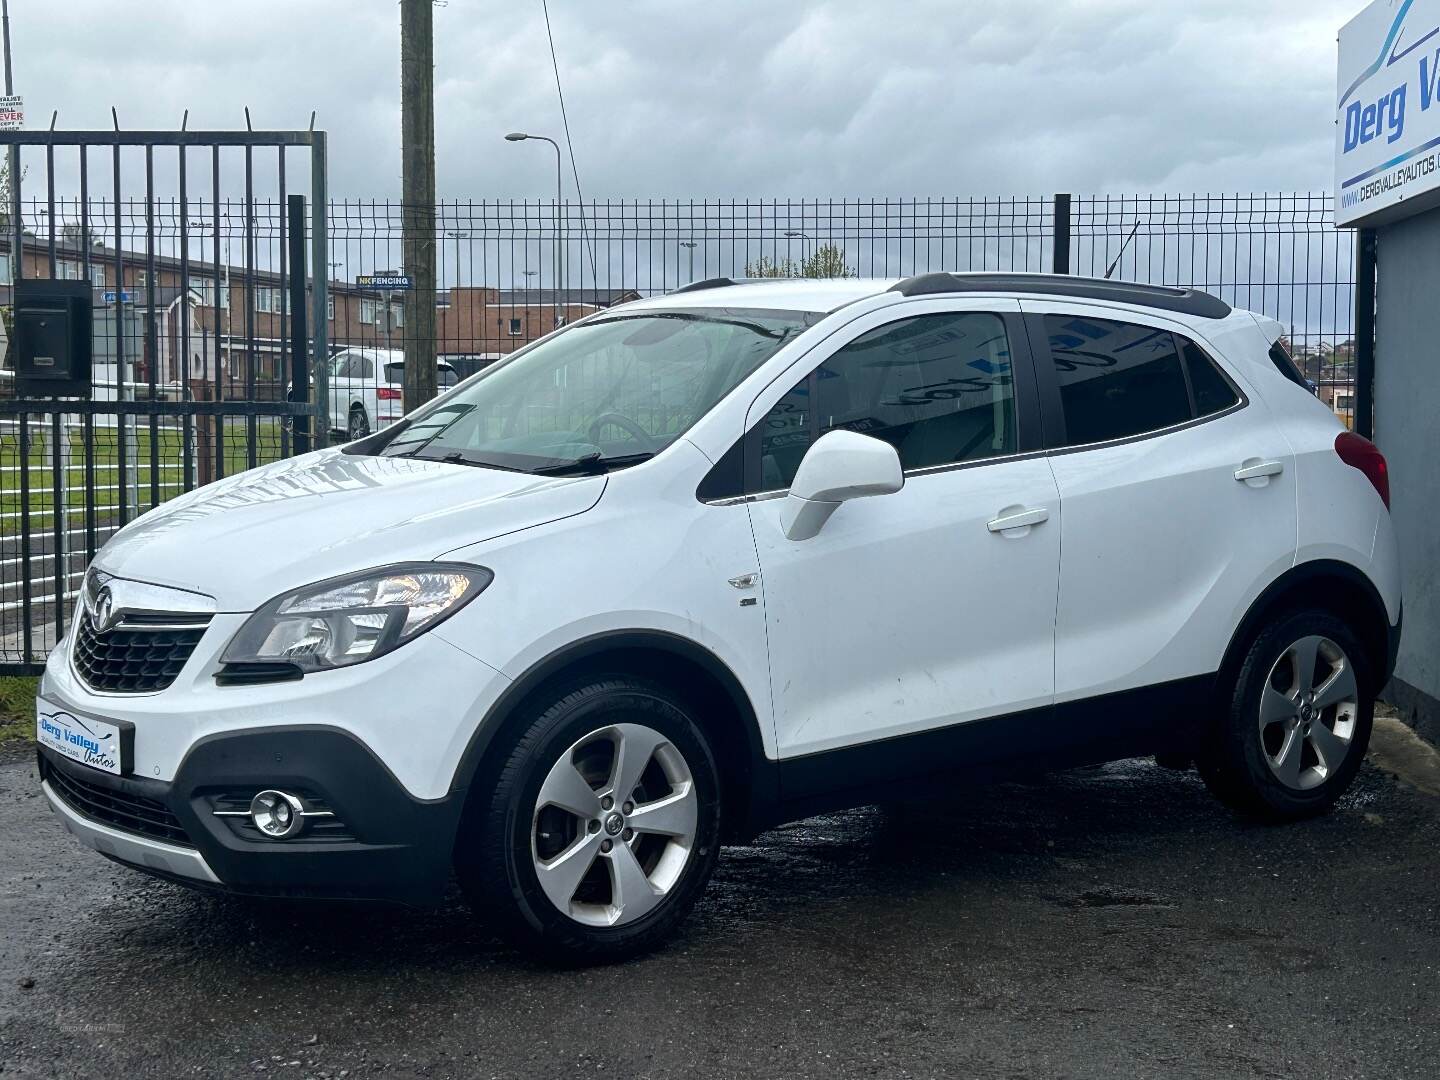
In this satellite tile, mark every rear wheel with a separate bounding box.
[1199,609,1373,821]
[348,405,370,440]
[457,677,722,964]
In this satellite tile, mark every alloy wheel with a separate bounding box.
[1258,634,1359,791]
[531,723,699,927]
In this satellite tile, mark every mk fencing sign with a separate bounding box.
[355,273,413,290]
[1336,0,1440,226]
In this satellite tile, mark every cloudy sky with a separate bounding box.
[17,0,1361,200]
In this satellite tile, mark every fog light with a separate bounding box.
[250,790,306,839]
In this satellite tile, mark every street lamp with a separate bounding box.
[444,229,468,291]
[505,132,564,328]
[784,230,811,268]
[680,240,698,284]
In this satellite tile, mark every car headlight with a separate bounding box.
[220,563,492,675]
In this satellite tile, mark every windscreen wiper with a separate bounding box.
[530,452,655,476]
[415,450,524,472]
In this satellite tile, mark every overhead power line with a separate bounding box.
[540,0,598,292]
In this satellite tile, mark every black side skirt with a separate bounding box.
[770,674,1216,825]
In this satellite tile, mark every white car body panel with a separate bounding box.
[91,450,604,611]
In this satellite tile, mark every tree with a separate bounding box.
[800,243,855,279]
[745,243,856,279]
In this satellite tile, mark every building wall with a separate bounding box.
[1375,203,1440,737]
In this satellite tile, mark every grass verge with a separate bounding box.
[0,675,37,748]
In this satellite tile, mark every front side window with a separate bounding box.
[1046,315,1190,445]
[753,312,1018,492]
[371,308,817,474]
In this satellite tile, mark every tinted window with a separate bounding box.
[1268,339,1311,390]
[1047,315,1190,445]
[384,364,459,388]
[1181,339,1239,417]
[755,312,1018,491]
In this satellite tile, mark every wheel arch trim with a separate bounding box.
[1219,558,1395,693]
[446,629,778,832]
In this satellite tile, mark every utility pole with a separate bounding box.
[3,0,18,249]
[400,0,437,408]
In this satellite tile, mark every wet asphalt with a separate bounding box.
[1,740,1438,1080]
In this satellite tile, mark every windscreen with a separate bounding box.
[369,308,818,474]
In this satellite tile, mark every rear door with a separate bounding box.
[1023,301,1298,715]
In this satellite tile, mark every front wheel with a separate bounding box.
[457,678,722,963]
[1198,609,1373,821]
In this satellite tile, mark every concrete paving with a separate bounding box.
[1,733,1438,1079]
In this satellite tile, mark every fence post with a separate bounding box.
[1355,227,1377,440]
[1052,193,1072,275]
[287,194,311,455]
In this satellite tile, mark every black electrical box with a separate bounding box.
[14,279,93,397]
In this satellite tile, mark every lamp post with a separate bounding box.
[505,132,564,329]
[784,230,810,271]
[680,240,697,285]
[444,229,468,291]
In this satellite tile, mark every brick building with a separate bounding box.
[0,236,640,393]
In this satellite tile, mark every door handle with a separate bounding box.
[987,507,1050,533]
[1233,459,1284,482]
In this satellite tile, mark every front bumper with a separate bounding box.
[38,725,465,904]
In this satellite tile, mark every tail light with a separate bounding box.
[1335,431,1390,509]
[377,387,402,401]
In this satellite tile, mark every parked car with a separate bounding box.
[35,273,1399,963]
[325,347,460,439]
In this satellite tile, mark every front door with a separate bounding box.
[740,300,1061,795]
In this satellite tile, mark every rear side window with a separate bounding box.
[1045,316,1242,446]
[1268,339,1311,390]
[1181,339,1240,416]
[1046,316,1190,445]
[755,311,1019,491]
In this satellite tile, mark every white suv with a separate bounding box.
[36,274,1400,963]
[325,347,460,439]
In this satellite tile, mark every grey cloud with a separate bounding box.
[14,0,1356,198]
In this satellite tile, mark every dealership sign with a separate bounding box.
[1336,0,1440,225]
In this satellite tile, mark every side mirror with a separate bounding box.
[780,430,904,541]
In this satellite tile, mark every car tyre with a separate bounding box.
[1198,609,1373,821]
[457,677,722,964]
[348,406,370,440]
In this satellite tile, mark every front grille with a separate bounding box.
[73,613,209,693]
[45,760,192,846]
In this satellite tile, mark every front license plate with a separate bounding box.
[36,696,131,775]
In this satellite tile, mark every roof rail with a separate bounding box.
[672,277,741,294]
[888,272,1232,319]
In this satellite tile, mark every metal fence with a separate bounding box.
[0,184,1359,670]
[321,192,1357,416]
[0,129,326,671]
